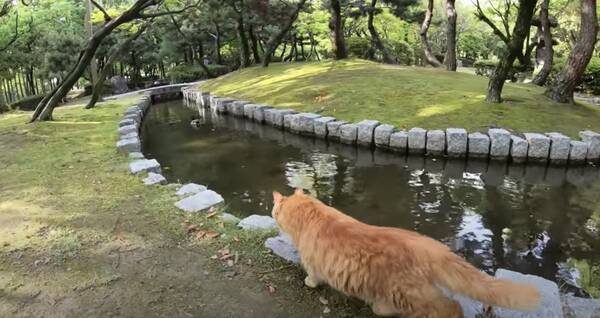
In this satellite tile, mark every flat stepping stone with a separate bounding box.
[129,159,161,175]
[265,232,300,263]
[128,152,145,160]
[143,172,167,185]
[118,124,138,136]
[176,183,207,196]
[237,215,277,230]
[221,213,241,224]
[174,190,224,212]
[562,295,600,318]
[117,138,141,154]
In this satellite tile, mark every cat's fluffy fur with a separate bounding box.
[272,189,540,318]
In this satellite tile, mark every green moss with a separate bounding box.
[202,59,600,138]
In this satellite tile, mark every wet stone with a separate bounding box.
[143,172,167,185]
[253,105,273,123]
[119,118,136,127]
[314,117,336,138]
[272,109,297,128]
[326,120,348,141]
[283,113,295,130]
[468,132,490,158]
[216,98,234,114]
[562,295,600,318]
[488,128,511,160]
[546,132,571,164]
[426,130,445,156]
[121,131,139,140]
[569,140,588,164]
[445,128,467,157]
[237,215,277,230]
[356,120,380,146]
[265,232,300,264]
[221,213,240,224]
[374,124,395,149]
[243,104,258,119]
[231,100,250,117]
[340,123,359,144]
[129,159,161,175]
[524,133,551,162]
[510,135,528,164]
[291,113,321,135]
[128,152,145,160]
[263,108,278,125]
[117,138,141,154]
[389,130,408,153]
[174,190,224,213]
[176,183,208,196]
[408,127,427,154]
[580,130,600,163]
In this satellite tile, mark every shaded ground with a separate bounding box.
[0,99,375,318]
[202,59,600,138]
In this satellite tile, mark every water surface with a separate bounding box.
[142,100,600,291]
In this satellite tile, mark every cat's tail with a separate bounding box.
[433,254,540,310]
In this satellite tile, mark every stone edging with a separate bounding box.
[182,87,600,167]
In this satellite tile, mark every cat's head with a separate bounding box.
[271,189,305,232]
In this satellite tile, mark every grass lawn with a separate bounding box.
[0,98,375,317]
[201,59,600,138]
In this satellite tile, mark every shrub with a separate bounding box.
[8,94,45,111]
[347,37,371,59]
[389,40,415,65]
[474,59,496,76]
[168,64,229,83]
[581,56,600,95]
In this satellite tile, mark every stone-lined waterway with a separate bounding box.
[141,100,600,292]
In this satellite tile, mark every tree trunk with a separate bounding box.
[531,0,553,86]
[214,22,223,64]
[486,0,537,103]
[445,0,457,71]
[248,25,261,63]
[236,15,251,68]
[545,0,597,103]
[329,0,347,60]
[367,0,395,64]
[262,0,307,67]
[420,0,443,67]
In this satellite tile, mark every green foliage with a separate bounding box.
[581,57,600,95]
[388,40,414,65]
[346,37,371,59]
[168,64,229,83]
[568,259,600,298]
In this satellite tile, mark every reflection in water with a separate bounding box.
[142,100,600,289]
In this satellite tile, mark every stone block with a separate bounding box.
[326,120,348,140]
[271,109,297,128]
[510,135,528,163]
[290,113,321,135]
[389,130,408,153]
[468,132,490,158]
[524,133,551,162]
[231,100,250,117]
[176,183,208,197]
[580,130,600,163]
[356,120,380,146]
[546,132,571,164]
[216,98,234,114]
[374,124,395,149]
[117,138,141,154]
[488,128,511,159]
[569,140,588,164]
[408,127,427,154]
[243,104,258,119]
[562,295,600,318]
[129,159,161,175]
[118,124,138,136]
[252,105,273,123]
[143,172,167,185]
[174,190,224,212]
[265,232,300,264]
[238,215,277,230]
[446,128,467,157]
[314,116,336,138]
[128,152,145,160]
[119,118,136,127]
[426,130,445,156]
[339,123,359,144]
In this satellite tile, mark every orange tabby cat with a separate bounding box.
[271,189,540,318]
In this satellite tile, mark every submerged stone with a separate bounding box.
[237,215,277,230]
[174,190,224,212]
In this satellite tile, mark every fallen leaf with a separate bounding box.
[210,255,218,260]
[206,231,220,239]
[226,260,234,267]
[266,284,276,294]
[206,211,218,219]
[323,307,330,314]
[186,224,198,233]
[195,231,207,240]
[218,222,224,228]
[233,236,240,242]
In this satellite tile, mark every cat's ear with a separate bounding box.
[294,188,304,195]
[272,191,283,203]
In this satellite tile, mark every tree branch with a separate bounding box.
[90,0,112,22]
[473,0,510,43]
[138,2,199,19]
[0,10,19,52]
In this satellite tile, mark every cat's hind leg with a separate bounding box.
[303,267,323,288]
[371,301,398,317]
[393,285,463,318]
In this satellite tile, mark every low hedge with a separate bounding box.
[8,94,45,111]
[168,64,229,83]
